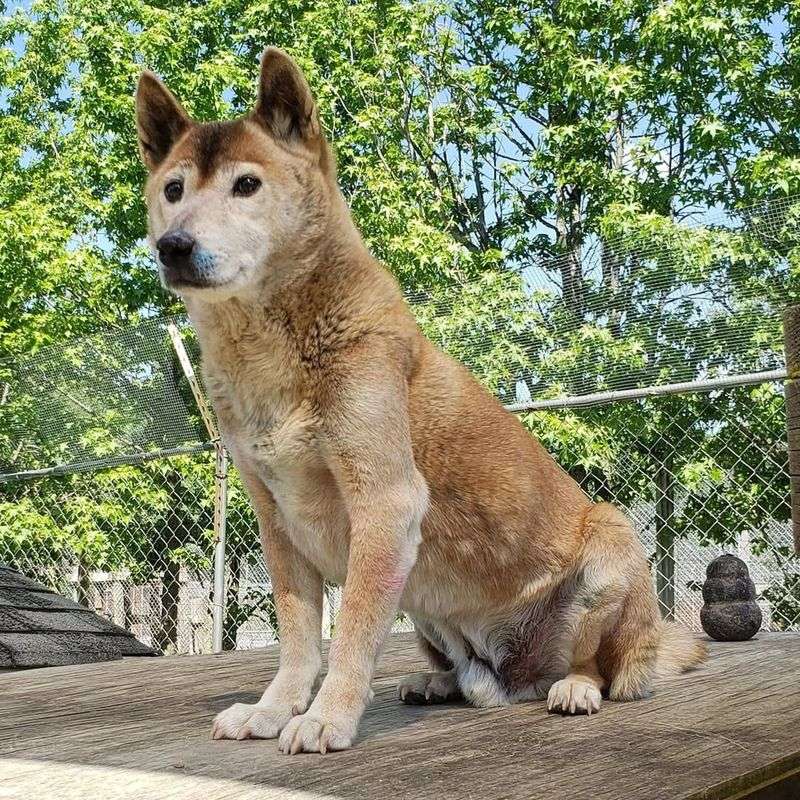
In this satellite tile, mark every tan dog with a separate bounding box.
[136,48,705,754]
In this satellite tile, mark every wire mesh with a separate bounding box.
[0,194,798,652]
[524,381,797,632]
[0,370,794,652]
[0,315,205,476]
[409,193,800,405]
[0,448,217,654]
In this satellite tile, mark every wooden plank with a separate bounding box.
[1,634,800,800]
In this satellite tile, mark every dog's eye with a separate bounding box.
[164,180,184,203]
[233,175,261,197]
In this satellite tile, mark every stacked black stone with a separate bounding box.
[700,554,762,641]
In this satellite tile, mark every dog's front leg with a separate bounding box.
[278,346,428,754]
[213,468,323,741]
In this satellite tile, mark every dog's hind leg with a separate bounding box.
[599,569,663,702]
[574,505,664,703]
[545,603,609,716]
[548,502,657,715]
[399,617,510,707]
[436,621,509,708]
[398,620,463,705]
[415,622,454,672]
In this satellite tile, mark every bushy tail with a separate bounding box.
[654,621,707,677]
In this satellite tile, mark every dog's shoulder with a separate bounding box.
[290,253,420,378]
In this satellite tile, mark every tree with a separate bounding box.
[1,0,798,641]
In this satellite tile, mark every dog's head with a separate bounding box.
[136,49,335,302]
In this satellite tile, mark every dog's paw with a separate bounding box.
[277,710,357,754]
[546,677,602,716]
[398,671,462,705]
[211,701,297,740]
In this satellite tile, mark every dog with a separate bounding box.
[136,48,706,754]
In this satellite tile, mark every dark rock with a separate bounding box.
[0,587,87,611]
[0,608,126,635]
[700,554,762,641]
[705,554,750,579]
[0,632,124,668]
[0,567,51,592]
[116,635,161,656]
[700,601,762,641]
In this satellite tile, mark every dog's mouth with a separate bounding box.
[160,263,234,293]
[164,272,225,290]
[157,242,234,292]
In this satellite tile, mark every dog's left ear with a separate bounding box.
[253,48,321,147]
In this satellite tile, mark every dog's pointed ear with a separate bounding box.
[136,72,191,170]
[252,48,321,145]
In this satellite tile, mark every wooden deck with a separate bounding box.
[1,633,799,800]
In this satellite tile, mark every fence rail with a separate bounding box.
[0,443,214,484]
[506,369,790,412]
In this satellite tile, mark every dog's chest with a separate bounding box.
[239,395,320,477]
[205,347,350,582]
[200,317,314,457]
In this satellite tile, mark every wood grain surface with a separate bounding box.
[1,632,799,800]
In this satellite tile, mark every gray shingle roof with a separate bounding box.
[0,564,159,668]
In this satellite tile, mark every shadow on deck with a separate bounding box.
[1,633,799,800]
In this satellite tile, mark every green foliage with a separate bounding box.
[0,452,214,580]
[1,0,798,640]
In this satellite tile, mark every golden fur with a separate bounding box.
[136,48,706,753]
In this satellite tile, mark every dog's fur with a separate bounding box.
[136,49,706,754]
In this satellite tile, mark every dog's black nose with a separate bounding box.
[157,230,195,269]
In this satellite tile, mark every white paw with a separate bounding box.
[547,678,602,716]
[398,671,461,705]
[277,710,357,754]
[211,701,298,740]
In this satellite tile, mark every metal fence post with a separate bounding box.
[211,442,228,652]
[167,322,228,652]
[784,305,800,555]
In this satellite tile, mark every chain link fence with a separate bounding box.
[0,353,796,653]
[526,378,797,633]
[1,195,799,653]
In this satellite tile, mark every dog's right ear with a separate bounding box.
[135,72,191,171]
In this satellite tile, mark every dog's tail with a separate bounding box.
[654,620,707,677]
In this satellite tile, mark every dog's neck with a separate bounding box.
[184,191,401,350]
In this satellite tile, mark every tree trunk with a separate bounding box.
[655,458,676,620]
[601,108,625,341]
[153,468,186,654]
[122,581,133,632]
[76,557,92,609]
[222,551,241,651]
[555,186,585,321]
[783,305,800,555]
[155,558,180,653]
